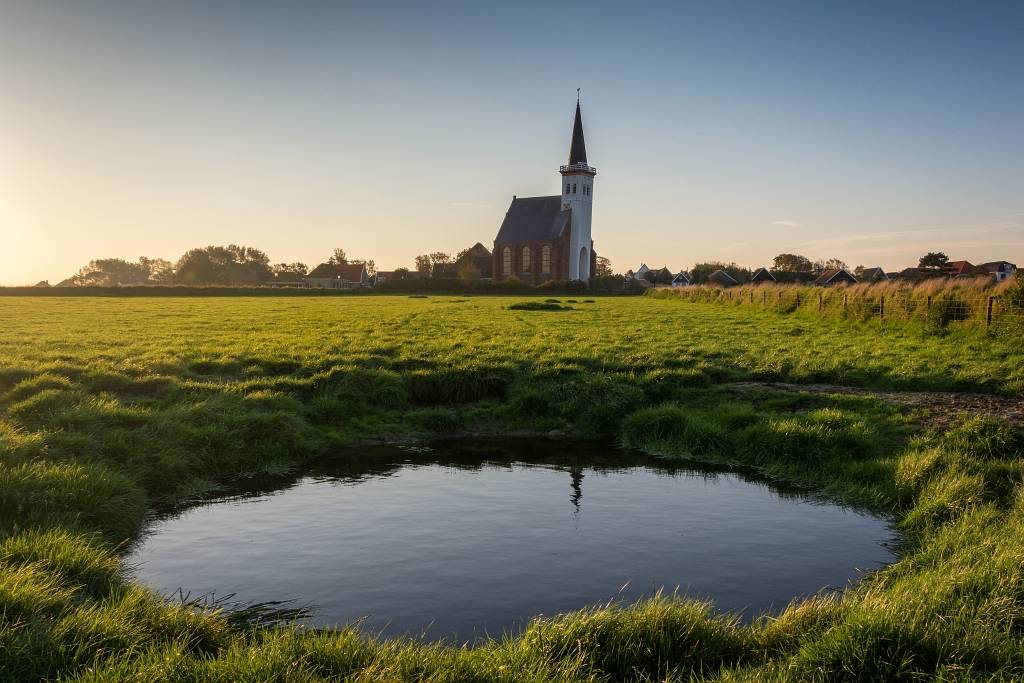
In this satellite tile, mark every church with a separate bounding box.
[492,98,597,283]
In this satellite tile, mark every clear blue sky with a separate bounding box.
[1,0,1022,284]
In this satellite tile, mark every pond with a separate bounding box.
[127,440,899,641]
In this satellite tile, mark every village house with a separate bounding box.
[671,271,690,287]
[493,97,597,284]
[264,271,308,288]
[456,243,494,280]
[648,267,673,284]
[707,270,739,287]
[305,262,369,289]
[814,268,858,286]
[625,264,650,281]
[891,267,943,282]
[750,268,776,284]
[943,260,985,278]
[857,267,888,283]
[981,261,1017,282]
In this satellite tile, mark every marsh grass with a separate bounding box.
[650,276,1024,334]
[0,295,1023,680]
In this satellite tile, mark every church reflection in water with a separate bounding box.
[569,466,584,513]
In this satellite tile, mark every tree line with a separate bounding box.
[54,246,956,288]
[666,252,954,286]
[61,246,375,287]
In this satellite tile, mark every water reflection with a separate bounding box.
[569,466,584,513]
[129,439,899,642]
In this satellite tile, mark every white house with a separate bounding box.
[671,272,690,287]
[981,261,1017,282]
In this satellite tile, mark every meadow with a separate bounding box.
[1,294,1023,681]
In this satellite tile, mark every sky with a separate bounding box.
[1,0,1022,285]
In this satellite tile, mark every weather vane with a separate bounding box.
[577,87,580,102]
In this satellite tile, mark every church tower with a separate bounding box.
[560,97,596,280]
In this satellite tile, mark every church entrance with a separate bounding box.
[578,247,588,280]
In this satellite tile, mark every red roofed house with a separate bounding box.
[306,262,369,289]
[943,261,985,278]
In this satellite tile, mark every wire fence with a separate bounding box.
[659,286,1024,330]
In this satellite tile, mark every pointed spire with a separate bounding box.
[568,97,588,165]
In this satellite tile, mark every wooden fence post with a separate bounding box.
[987,297,995,326]
[927,296,932,311]
[818,292,823,312]
[763,290,767,305]
[880,295,885,320]
[843,294,847,311]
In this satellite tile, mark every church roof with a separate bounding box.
[568,101,588,165]
[494,196,571,244]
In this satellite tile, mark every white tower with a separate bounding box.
[560,96,596,280]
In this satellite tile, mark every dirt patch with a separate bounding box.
[728,382,1024,429]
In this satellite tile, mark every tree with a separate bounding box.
[919,252,949,269]
[413,252,452,275]
[328,248,348,265]
[70,258,153,286]
[272,262,308,276]
[140,257,175,284]
[853,265,866,277]
[225,245,272,285]
[815,258,848,272]
[175,248,227,285]
[772,253,813,273]
[174,245,272,286]
[393,267,411,280]
[350,259,376,277]
[594,256,613,277]
[690,261,752,285]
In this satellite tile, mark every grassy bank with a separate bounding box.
[1,295,1023,680]
[648,276,1024,333]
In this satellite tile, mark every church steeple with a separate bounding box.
[559,93,596,281]
[568,99,588,165]
[560,93,596,177]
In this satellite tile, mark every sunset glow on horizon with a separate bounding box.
[2,1,1022,285]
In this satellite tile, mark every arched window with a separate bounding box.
[541,245,551,274]
[502,247,512,275]
[522,246,531,273]
[566,183,570,194]
[573,183,577,194]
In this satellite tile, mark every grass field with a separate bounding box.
[2,295,1023,681]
